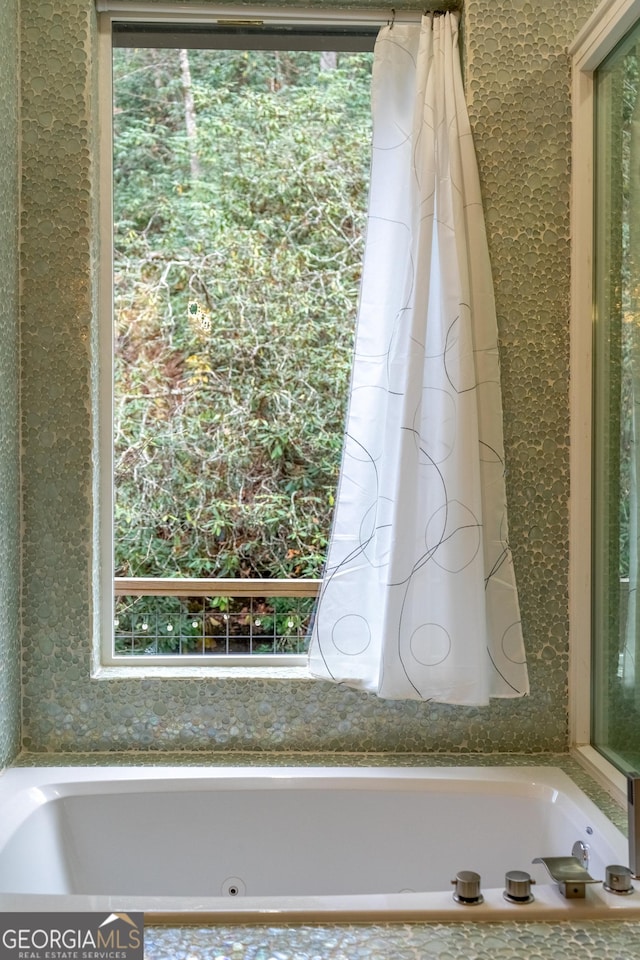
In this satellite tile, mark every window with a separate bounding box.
[591,16,640,773]
[570,0,640,792]
[97,10,377,666]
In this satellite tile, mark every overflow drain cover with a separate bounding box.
[221,876,246,897]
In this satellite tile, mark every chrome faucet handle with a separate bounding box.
[532,856,599,899]
[604,864,635,895]
[451,870,483,904]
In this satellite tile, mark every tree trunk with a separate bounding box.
[179,48,200,180]
[320,51,338,72]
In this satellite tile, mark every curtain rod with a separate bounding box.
[94,2,443,25]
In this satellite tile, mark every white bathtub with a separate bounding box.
[0,765,638,922]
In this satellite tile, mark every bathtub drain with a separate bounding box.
[221,876,246,897]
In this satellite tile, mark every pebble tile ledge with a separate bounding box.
[143,921,640,960]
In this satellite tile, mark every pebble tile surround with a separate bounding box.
[17,0,598,756]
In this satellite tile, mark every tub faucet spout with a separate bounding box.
[532,856,599,899]
[627,773,640,878]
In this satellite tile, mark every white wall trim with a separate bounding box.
[95,2,424,25]
[571,744,627,809]
[95,12,115,675]
[570,0,640,67]
[568,53,595,749]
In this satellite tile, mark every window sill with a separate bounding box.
[92,664,315,681]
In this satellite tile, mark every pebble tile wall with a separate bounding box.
[17,0,600,754]
[0,0,21,771]
[465,0,586,733]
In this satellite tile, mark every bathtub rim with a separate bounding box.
[1,883,640,924]
[0,764,588,851]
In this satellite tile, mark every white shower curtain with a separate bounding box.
[308,13,529,704]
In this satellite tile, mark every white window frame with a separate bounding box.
[95,3,423,672]
[569,0,640,803]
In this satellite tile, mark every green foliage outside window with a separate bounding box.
[113,46,373,581]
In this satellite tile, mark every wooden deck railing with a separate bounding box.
[114,577,320,597]
[113,578,320,657]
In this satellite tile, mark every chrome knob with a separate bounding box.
[604,864,634,895]
[451,870,483,904]
[503,869,535,903]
